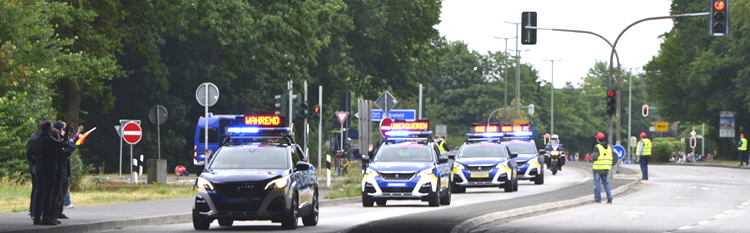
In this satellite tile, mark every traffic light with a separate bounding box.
[294,96,308,119]
[275,94,290,120]
[312,105,321,120]
[544,133,550,145]
[521,11,537,45]
[642,105,649,117]
[710,0,729,36]
[606,89,616,116]
[690,137,697,148]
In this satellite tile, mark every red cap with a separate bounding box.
[741,133,745,137]
[595,132,605,140]
[640,132,647,138]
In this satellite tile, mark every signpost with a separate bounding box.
[148,105,168,159]
[719,111,735,138]
[336,111,349,155]
[121,121,142,183]
[196,82,219,160]
[654,122,669,132]
[380,117,393,137]
[612,145,626,174]
[369,109,416,121]
[375,91,398,115]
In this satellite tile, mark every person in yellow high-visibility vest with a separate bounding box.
[434,135,448,153]
[636,132,652,180]
[738,134,748,166]
[591,132,613,204]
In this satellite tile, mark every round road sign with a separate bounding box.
[122,121,142,144]
[195,82,219,107]
[380,117,392,137]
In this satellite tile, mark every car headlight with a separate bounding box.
[195,177,214,191]
[454,163,465,170]
[417,168,434,177]
[265,176,289,190]
[496,161,509,169]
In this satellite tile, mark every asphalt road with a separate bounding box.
[472,164,750,233]
[93,162,634,233]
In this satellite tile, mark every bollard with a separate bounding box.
[326,154,331,187]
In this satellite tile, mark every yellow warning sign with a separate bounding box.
[514,119,528,126]
[654,122,669,132]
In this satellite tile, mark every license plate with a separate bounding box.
[470,173,489,178]
[224,197,249,203]
[387,183,406,187]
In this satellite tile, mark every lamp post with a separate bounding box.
[508,47,530,120]
[494,36,516,123]
[626,67,640,162]
[543,58,562,135]
[505,21,522,121]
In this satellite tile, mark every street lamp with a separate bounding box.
[505,21,522,121]
[509,47,530,120]
[626,67,641,162]
[543,59,562,135]
[494,36,516,121]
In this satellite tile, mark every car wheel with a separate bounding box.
[534,172,545,185]
[513,176,519,191]
[281,193,299,229]
[195,165,205,176]
[362,192,374,207]
[302,189,319,226]
[428,183,440,207]
[376,199,387,206]
[192,209,211,230]
[503,178,513,192]
[440,182,451,205]
[218,219,233,227]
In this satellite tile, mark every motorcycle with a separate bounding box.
[547,146,565,175]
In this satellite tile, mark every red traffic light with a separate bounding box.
[714,0,725,11]
[607,90,616,97]
[313,105,320,114]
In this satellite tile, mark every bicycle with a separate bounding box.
[335,150,348,176]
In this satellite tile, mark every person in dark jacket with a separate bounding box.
[26,118,49,220]
[52,122,75,220]
[591,132,615,204]
[30,121,69,225]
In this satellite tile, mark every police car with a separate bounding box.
[449,124,518,193]
[500,124,545,185]
[192,115,318,230]
[361,120,452,207]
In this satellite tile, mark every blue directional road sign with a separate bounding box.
[612,145,626,160]
[371,109,416,121]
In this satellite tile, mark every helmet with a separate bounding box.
[551,134,559,140]
[640,132,647,138]
[595,132,605,140]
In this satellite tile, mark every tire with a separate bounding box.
[534,173,545,185]
[428,183,440,207]
[218,219,233,227]
[513,177,518,191]
[376,199,387,206]
[440,182,451,205]
[503,177,514,192]
[195,165,205,176]
[453,183,466,193]
[192,209,211,230]
[302,190,318,226]
[281,194,298,229]
[551,162,558,175]
[362,192,374,207]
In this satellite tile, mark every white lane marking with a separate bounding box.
[713,214,724,219]
[743,202,749,206]
[678,226,693,230]
[725,209,735,214]
[701,187,709,190]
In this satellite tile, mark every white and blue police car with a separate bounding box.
[361,120,452,207]
[192,115,318,230]
[499,124,545,185]
[449,124,518,193]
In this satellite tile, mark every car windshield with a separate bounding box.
[458,143,507,158]
[209,145,289,170]
[505,141,537,154]
[373,144,433,162]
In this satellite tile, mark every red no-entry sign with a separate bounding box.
[122,121,142,145]
[380,117,392,137]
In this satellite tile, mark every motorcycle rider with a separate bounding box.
[545,134,566,171]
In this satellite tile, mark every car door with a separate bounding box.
[293,145,313,206]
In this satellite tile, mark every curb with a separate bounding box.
[450,178,640,233]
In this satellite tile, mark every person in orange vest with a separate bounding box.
[591,132,614,204]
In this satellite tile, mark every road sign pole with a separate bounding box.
[157,107,161,160]
[204,83,209,160]
[130,144,134,183]
[119,125,122,177]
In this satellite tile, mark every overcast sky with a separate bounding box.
[435,0,676,88]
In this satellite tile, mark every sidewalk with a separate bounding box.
[3,161,740,233]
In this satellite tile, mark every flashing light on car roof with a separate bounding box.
[228,127,260,134]
[465,132,505,138]
[237,115,284,127]
[385,130,433,138]
[390,121,429,131]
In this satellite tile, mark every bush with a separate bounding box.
[69,150,95,192]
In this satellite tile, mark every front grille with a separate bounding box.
[381,187,413,192]
[467,166,494,172]
[466,177,493,182]
[380,172,416,181]
[517,161,527,167]
[214,182,268,195]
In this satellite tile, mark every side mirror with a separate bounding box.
[295,161,310,171]
[510,153,518,158]
[438,156,449,163]
[538,149,547,155]
[448,154,456,160]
